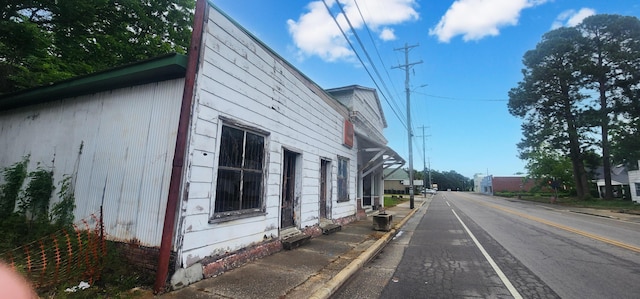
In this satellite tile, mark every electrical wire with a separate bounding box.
[352,0,406,119]
[322,0,407,129]
[415,91,508,102]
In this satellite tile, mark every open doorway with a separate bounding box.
[281,150,299,229]
[320,159,331,219]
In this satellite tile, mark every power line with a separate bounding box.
[322,0,407,129]
[352,0,406,120]
[415,92,508,102]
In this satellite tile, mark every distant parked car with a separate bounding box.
[424,189,437,195]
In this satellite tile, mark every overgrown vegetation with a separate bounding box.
[42,241,154,299]
[52,175,77,226]
[0,157,152,298]
[0,156,28,218]
[0,156,75,253]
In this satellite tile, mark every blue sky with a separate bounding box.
[210,0,640,179]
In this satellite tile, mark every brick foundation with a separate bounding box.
[333,214,357,226]
[302,225,323,238]
[201,240,283,278]
[113,241,176,279]
[106,216,359,291]
[189,216,358,280]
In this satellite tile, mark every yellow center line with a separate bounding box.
[457,194,640,254]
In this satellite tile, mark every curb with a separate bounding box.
[568,210,615,219]
[308,200,425,299]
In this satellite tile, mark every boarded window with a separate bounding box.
[214,125,265,217]
[337,156,349,202]
[636,183,640,197]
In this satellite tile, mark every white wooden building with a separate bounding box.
[626,161,640,203]
[326,86,404,211]
[0,0,404,291]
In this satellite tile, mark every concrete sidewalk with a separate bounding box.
[159,196,427,299]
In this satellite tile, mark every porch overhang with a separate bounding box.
[356,134,405,177]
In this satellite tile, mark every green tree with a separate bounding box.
[524,146,574,192]
[0,0,194,94]
[610,33,640,170]
[508,27,593,199]
[429,169,469,191]
[577,15,640,198]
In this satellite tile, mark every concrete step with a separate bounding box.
[282,233,311,250]
[321,223,342,235]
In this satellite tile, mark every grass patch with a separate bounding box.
[513,195,640,212]
[384,195,409,208]
[560,198,640,211]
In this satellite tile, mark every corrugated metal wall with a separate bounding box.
[0,79,185,247]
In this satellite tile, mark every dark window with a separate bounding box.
[214,125,265,217]
[337,156,349,202]
[635,183,640,197]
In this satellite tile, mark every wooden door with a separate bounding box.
[320,160,328,219]
[281,150,296,228]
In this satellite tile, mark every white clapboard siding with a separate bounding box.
[354,89,386,133]
[176,6,357,267]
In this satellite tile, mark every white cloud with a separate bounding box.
[429,0,550,43]
[551,8,596,29]
[379,27,396,41]
[287,0,418,62]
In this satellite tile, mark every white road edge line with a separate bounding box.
[446,201,451,207]
[451,209,523,299]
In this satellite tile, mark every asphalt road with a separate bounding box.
[334,192,640,298]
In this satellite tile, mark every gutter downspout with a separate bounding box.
[153,0,206,293]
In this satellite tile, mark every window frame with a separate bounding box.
[210,120,269,223]
[337,156,350,202]
[635,183,640,197]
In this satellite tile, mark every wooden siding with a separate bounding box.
[353,88,386,142]
[176,6,358,267]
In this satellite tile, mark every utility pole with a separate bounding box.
[428,157,432,190]
[393,43,422,209]
[417,125,430,192]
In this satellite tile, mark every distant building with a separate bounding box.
[383,168,423,194]
[628,161,640,203]
[592,165,629,199]
[480,175,535,195]
[473,173,485,192]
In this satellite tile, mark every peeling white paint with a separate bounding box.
[176,6,358,268]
